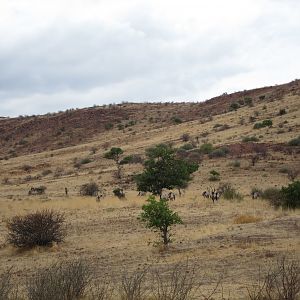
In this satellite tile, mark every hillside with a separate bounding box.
[1,79,299,158]
[0,80,299,299]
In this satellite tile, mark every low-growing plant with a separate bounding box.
[181,133,190,142]
[278,108,286,115]
[105,123,114,130]
[199,143,213,154]
[254,119,273,129]
[242,136,259,143]
[208,147,229,158]
[220,183,243,200]
[80,182,99,196]
[229,102,240,111]
[80,157,92,165]
[288,136,300,146]
[6,209,66,248]
[26,259,92,300]
[171,116,182,124]
[209,170,220,181]
[120,154,143,165]
[180,143,195,151]
[0,268,17,300]
[261,187,282,208]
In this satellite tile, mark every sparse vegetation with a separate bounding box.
[199,143,213,154]
[208,147,229,158]
[254,119,273,129]
[242,136,259,142]
[6,210,66,248]
[234,215,262,224]
[220,183,243,200]
[209,169,220,181]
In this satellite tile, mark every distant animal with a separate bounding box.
[65,187,68,196]
[28,186,46,195]
[162,192,176,201]
[137,191,146,196]
[202,187,221,203]
[96,189,106,202]
[251,191,260,199]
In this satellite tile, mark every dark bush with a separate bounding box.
[259,95,265,100]
[288,136,300,146]
[208,147,229,158]
[279,108,287,115]
[6,210,66,248]
[242,136,259,142]
[41,169,52,176]
[22,164,33,172]
[229,102,240,111]
[104,123,113,130]
[254,119,273,129]
[120,154,143,165]
[180,143,195,151]
[199,143,213,154]
[281,181,300,209]
[26,259,91,300]
[171,116,182,124]
[261,187,282,208]
[80,157,92,165]
[80,182,99,196]
[244,97,253,106]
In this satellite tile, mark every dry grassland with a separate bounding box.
[0,93,299,298]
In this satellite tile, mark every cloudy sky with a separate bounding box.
[0,0,299,117]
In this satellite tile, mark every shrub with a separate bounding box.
[26,259,91,300]
[220,183,243,200]
[209,170,220,181]
[259,95,265,100]
[80,157,92,165]
[245,97,253,106]
[80,182,99,196]
[229,102,240,111]
[6,210,66,248]
[199,143,213,154]
[287,169,299,181]
[242,136,259,143]
[22,164,33,172]
[0,268,16,300]
[208,147,229,158]
[247,257,300,300]
[288,136,300,146]
[230,160,241,168]
[117,124,124,130]
[171,116,182,124]
[279,108,287,115]
[120,154,143,165]
[281,181,300,209]
[41,169,52,176]
[180,143,195,151]
[104,123,113,130]
[261,187,282,208]
[254,119,273,129]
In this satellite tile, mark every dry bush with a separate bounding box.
[234,215,262,224]
[152,261,197,300]
[219,183,243,201]
[87,281,113,300]
[247,257,300,300]
[6,209,66,248]
[118,267,150,300]
[0,268,18,300]
[26,259,92,300]
[80,182,99,196]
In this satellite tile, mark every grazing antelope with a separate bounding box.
[137,191,146,196]
[161,191,176,201]
[202,187,221,203]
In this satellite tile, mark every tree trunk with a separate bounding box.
[162,226,169,245]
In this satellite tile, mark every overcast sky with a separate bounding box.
[0,0,299,117]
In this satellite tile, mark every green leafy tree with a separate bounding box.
[135,144,198,197]
[139,196,183,245]
[104,147,124,179]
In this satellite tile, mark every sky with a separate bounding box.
[0,0,299,117]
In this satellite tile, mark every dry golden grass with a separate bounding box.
[0,92,299,298]
[233,214,262,224]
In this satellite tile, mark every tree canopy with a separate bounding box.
[135,144,198,196]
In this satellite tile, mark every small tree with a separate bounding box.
[281,181,300,210]
[104,147,124,179]
[139,196,183,245]
[135,144,198,197]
